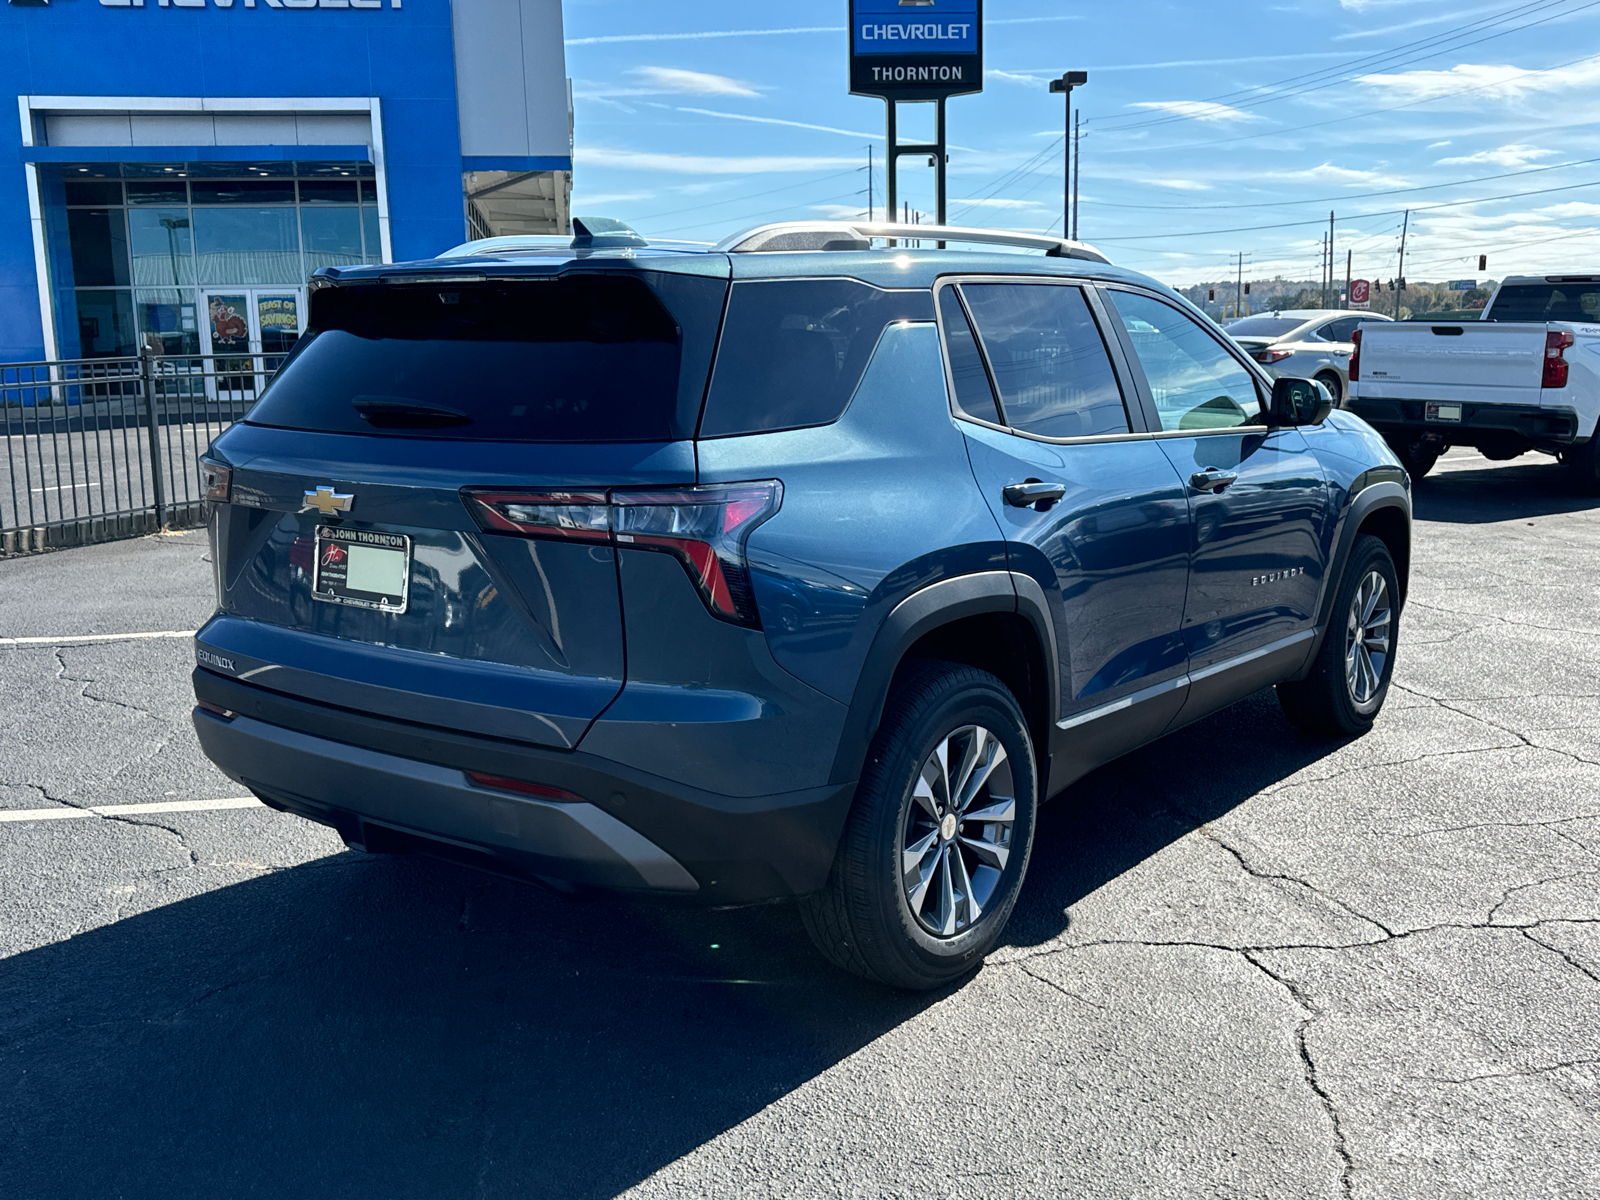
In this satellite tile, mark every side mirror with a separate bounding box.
[1269,377,1334,427]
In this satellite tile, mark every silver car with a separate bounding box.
[1224,309,1394,406]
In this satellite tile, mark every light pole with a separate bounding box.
[159,216,190,287]
[1049,71,1088,240]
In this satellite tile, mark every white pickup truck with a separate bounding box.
[1346,274,1600,491]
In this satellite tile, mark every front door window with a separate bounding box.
[1106,290,1262,431]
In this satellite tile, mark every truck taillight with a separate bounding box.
[462,481,782,628]
[1348,328,1361,383]
[1544,330,1574,389]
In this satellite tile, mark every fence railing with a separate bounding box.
[1,350,287,555]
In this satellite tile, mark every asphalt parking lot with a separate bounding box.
[2,448,1597,1199]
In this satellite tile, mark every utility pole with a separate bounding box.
[1396,209,1410,319]
[1050,71,1088,238]
[1236,252,1244,319]
[1327,212,1335,309]
[1345,249,1352,310]
[1072,112,1082,240]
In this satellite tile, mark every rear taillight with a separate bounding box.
[462,481,782,628]
[1253,348,1293,365]
[199,457,231,503]
[1348,328,1362,382]
[1544,330,1574,389]
[465,772,585,803]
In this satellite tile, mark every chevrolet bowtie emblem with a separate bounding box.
[301,486,355,516]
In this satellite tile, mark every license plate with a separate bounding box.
[312,525,411,613]
[1426,402,1463,423]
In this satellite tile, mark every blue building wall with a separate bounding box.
[0,0,548,364]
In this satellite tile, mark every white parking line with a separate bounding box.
[0,630,196,647]
[0,797,262,824]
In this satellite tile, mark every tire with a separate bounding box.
[1314,371,1343,407]
[1385,434,1440,480]
[800,660,1038,991]
[1561,437,1600,495]
[1277,535,1400,737]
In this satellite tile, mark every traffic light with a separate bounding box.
[1479,255,1487,272]
[1244,283,1251,296]
[1208,289,1215,301]
[1398,277,1406,290]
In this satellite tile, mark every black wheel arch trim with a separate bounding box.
[828,570,1060,787]
[1300,476,1411,676]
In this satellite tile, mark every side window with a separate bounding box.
[960,283,1130,440]
[699,279,933,438]
[1107,290,1263,432]
[937,288,1002,424]
[1321,317,1360,342]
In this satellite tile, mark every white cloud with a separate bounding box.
[1145,179,1214,191]
[1275,162,1410,187]
[675,107,880,140]
[1335,2,1509,41]
[1436,143,1555,168]
[1427,140,1453,150]
[567,26,841,47]
[989,70,1048,88]
[1357,56,1600,103]
[576,147,861,175]
[810,204,872,220]
[631,67,761,97]
[1129,100,1260,123]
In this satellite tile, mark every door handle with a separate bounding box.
[1190,468,1239,493]
[1003,480,1067,510]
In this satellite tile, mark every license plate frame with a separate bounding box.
[311,525,412,614]
[1426,402,1463,424]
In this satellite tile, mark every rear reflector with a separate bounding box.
[466,772,585,803]
[196,700,237,720]
[462,480,782,628]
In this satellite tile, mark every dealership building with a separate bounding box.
[0,0,573,365]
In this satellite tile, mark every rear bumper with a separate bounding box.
[1346,398,1583,445]
[192,669,856,904]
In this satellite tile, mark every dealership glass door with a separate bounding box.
[204,289,302,402]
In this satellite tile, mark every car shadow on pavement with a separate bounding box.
[1414,457,1600,524]
[0,691,1353,1199]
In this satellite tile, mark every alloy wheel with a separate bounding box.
[901,725,1016,938]
[1344,570,1392,712]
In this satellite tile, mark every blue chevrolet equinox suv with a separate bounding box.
[192,219,1411,989]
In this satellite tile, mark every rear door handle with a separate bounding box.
[1190,468,1239,493]
[1003,480,1067,509]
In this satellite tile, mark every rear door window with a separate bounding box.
[938,289,1003,425]
[1320,316,1362,342]
[959,282,1131,440]
[1108,290,1263,432]
[1488,283,1600,322]
[245,272,726,442]
[698,279,933,437]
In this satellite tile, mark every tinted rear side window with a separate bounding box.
[938,289,1002,425]
[961,283,1130,439]
[699,279,934,437]
[246,273,726,442]
[1488,283,1600,323]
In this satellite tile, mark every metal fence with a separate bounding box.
[1,350,285,555]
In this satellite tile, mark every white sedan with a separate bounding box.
[1224,309,1394,406]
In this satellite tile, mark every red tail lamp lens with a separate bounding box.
[461,481,782,628]
[466,772,585,803]
[1544,330,1574,389]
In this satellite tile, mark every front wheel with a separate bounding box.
[1277,535,1400,737]
[800,660,1038,990]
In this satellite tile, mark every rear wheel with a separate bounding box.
[1561,436,1600,495]
[1386,434,1440,480]
[1314,371,1343,406]
[1277,535,1399,737]
[801,660,1037,991]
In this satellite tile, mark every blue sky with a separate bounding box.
[563,0,1600,287]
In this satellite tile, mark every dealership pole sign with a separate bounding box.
[850,0,983,102]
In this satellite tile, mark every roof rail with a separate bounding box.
[716,221,1111,264]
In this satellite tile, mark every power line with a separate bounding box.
[1091,177,1600,243]
[1091,0,1596,134]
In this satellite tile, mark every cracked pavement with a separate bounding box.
[1,449,1598,1199]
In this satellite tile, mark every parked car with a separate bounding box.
[191,219,1412,990]
[1225,309,1394,405]
[1348,274,1600,485]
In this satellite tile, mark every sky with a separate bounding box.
[562,0,1600,288]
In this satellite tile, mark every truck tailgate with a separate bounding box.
[1359,321,1547,404]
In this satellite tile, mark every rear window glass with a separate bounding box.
[1487,284,1600,323]
[246,273,726,442]
[1224,317,1306,337]
[699,279,934,438]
